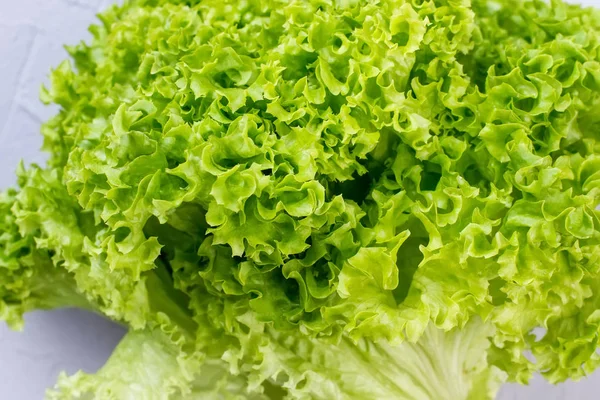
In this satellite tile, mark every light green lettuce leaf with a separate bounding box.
[0,186,92,329]
[47,318,273,400]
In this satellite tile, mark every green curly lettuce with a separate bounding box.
[0,182,92,328]
[1,0,600,398]
[48,310,504,400]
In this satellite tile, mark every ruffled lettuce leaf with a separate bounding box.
[0,185,92,329]
[47,319,273,400]
[236,317,505,400]
[2,163,198,332]
[48,308,505,400]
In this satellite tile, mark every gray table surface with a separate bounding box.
[1,0,599,398]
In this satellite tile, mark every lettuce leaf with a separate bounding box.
[49,309,504,400]
[47,320,273,400]
[0,186,92,329]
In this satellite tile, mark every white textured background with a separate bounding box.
[0,0,599,398]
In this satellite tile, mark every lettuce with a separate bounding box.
[47,312,502,400]
[2,0,600,398]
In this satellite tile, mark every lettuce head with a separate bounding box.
[2,0,600,398]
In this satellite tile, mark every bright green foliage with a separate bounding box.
[48,316,503,400]
[1,0,600,398]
